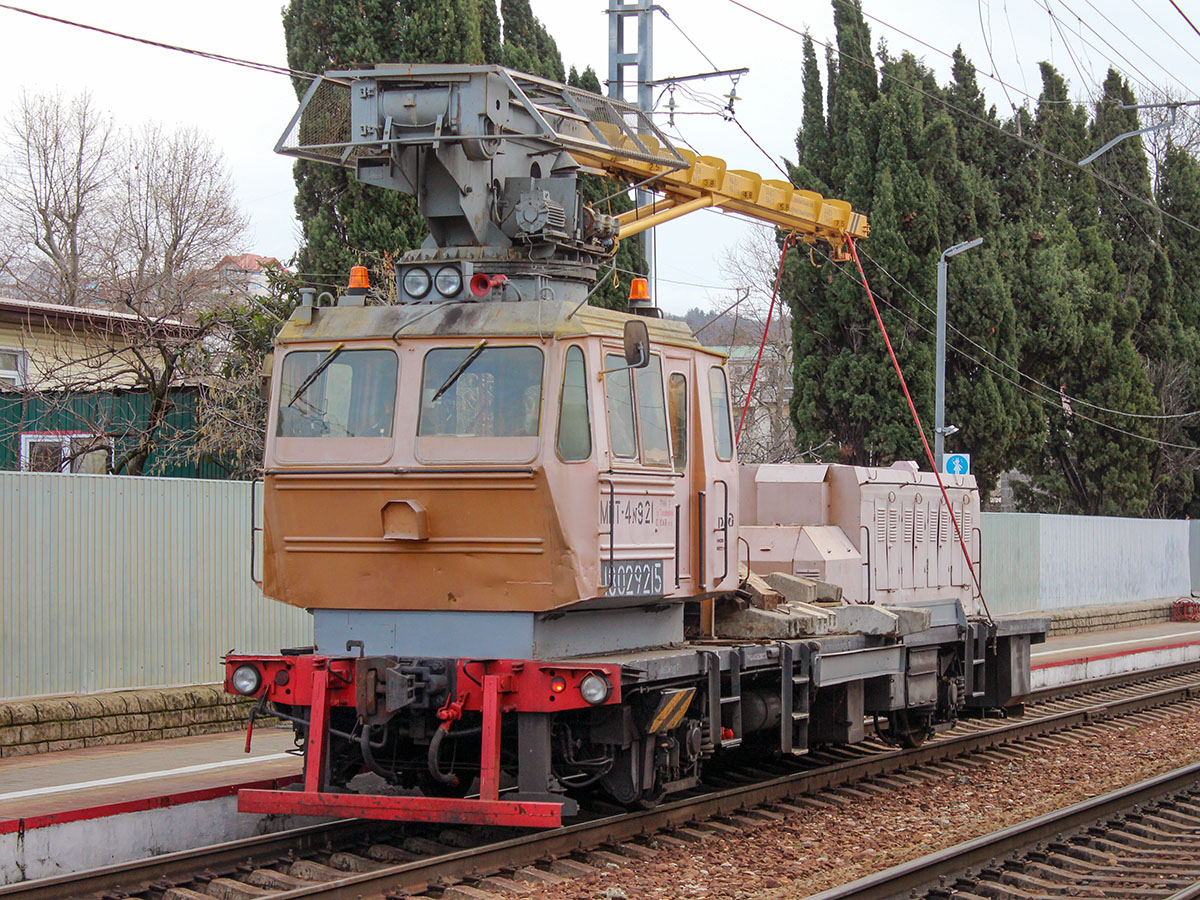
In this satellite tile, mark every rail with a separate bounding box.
[11,661,1200,900]
[806,760,1200,899]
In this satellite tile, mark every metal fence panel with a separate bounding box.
[0,472,310,700]
[1190,521,1200,595]
[4,476,1196,700]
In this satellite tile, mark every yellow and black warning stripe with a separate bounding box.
[647,687,696,734]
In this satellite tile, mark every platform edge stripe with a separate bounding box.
[1031,638,1200,670]
[1,776,300,833]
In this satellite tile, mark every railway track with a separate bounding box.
[9,661,1200,900]
[809,759,1200,899]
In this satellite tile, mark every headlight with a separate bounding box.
[231,664,262,696]
[435,265,463,297]
[403,267,432,299]
[579,673,612,706]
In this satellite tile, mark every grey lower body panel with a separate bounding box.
[312,604,685,660]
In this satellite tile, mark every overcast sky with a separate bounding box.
[1,1,1197,314]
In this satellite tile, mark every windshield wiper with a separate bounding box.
[286,342,344,408]
[432,340,487,402]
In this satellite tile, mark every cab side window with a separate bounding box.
[709,366,734,461]
[556,345,591,461]
[668,373,687,469]
[634,356,670,467]
[604,353,638,458]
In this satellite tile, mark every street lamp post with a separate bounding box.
[935,238,982,473]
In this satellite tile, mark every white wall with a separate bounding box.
[981,512,1193,616]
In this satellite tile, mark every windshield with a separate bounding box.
[276,348,398,438]
[419,346,544,437]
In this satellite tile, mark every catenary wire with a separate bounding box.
[1078,0,1200,93]
[980,0,1023,120]
[723,0,1200,243]
[1031,1,1187,253]
[829,0,1068,106]
[1047,0,1200,109]
[658,84,1200,491]
[1042,0,1100,106]
[0,2,323,82]
[1003,0,1033,99]
[812,244,1200,452]
[658,6,724,74]
[1134,0,1200,69]
[851,244,1200,421]
[1168,0,1200,41]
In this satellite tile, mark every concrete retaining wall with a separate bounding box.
[981,513,1193,616]
[0,685,261,758]
[1041,599,1176,636]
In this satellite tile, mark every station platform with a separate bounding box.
[0,727,308,885]
[1029,620,1200,690]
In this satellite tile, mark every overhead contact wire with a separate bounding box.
[845,237,992,624]
[722,0,1200,242]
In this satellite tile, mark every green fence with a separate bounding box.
[0,388,228,478]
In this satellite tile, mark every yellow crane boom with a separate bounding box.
[571,135,868,250]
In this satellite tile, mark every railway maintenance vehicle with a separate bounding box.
[224,65,1047,828]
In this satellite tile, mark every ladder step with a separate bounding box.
[792,676,809,685]
[791,712,809,721]
[530,102,591,124]
[720,697,740,705]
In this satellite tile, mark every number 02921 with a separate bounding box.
[600,559,665,597]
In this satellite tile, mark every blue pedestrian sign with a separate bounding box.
[943,453,971,476]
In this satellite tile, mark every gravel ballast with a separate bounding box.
[519,706,1200,900]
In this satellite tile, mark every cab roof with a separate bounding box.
[277,299,715,354]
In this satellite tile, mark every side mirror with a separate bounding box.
[260,352,274,402]
[623,320,650,369]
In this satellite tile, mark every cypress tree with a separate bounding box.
[793,35,832,191]
[500,0,565,81]
[1091,70,1180,362]
[284,0,569,280]
[1159,144,1200,335]
[785,3,1030,496]
[1154,144,1200,515]
[1022,64,1157,515]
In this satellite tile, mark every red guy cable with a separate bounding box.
[736,233,794,444]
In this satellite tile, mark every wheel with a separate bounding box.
[630,782,666,810]
[875,709,932,748]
